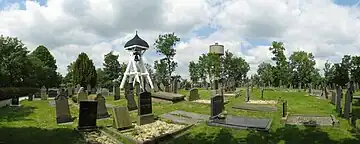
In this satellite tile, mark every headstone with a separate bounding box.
[188,88,200,101]
[125,83,138,111]
[153,82,159,92]
[67,87,73,97]
[324,86,328,99]
[331,91,336,104]
[113,106,132,130]
[159,83,165,91]
[101,88,109,97]
[55,89,72,124]
[336,86,342,115]
[261,88,264,99]
[210,94,224,119]
[41,86,47,100]
[11,97,20,106]
[77,101,97,130]
[77,87,87,102]
[75,84,81,94]
[135,82,140,96]
[137,92,154,125]
[282,100,287,117]
[95,93,110,119]
[173,80,178,94]
[308,85,312,95]
[114,83,120,100]
[87,84,91,94]
[344,81,354,119]
[91,88,97,94]
[245,85,250,102]
[28,94,33,101]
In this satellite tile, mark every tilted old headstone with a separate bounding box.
[55,89,72,124]
[344,81,354,119]
[336,86,342,115]
[135,82,140,96]
[125,83,138,111]
[77,101,98,131]
[77,87,88,102]
[95,93,110,119]
[188,88,200,101]
[101,88,109,97]
[137,92,154,125]
[113,82,120,100]
[159,83,165,91]
[113,106,132,130]
[41,86,47,100]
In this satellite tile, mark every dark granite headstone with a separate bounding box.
[137,92,154,125]
[11,97,20,106]
[210,95,224,119]
[282,100,287,117]
[28,94,33,101]
[77,101,98,131]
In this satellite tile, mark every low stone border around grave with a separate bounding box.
[285,114,339,127]
[232,104,277,112]
[78,129,121,144]
[246,100,278,105]
[103,121,193,144]
[159,110,210,125]
[191,99,229,105]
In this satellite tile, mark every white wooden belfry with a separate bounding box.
[119,31,154,90]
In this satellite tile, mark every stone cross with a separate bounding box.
[55,89,72,124]
[95,93,110,119]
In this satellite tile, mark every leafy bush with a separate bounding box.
[0,87,40,101]
[71,95,78,103]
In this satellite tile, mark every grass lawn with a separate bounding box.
[0,88,359,144]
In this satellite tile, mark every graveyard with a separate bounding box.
[0,86,360,144]
[1,25,360,144]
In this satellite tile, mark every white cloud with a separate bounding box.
[1,0,360,80]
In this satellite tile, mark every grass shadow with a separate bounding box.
[0,106,36,122]
[0,127,85,144]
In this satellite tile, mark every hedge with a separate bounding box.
[0,87,40,101]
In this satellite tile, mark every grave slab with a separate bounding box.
[159,113,198,125]
[232,104,277,112]
[285,114,338,126]
[152,92,185,102]
[207,115,272,131]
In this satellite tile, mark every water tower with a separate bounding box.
[119,31,154,90]
[209,43,224,90]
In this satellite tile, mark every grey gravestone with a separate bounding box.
[153,82,159,92]
[95,93,110,119]
[87,84,91,94]
[135,82,140,96]
[330,91,336,104]
[173,80,178,94]
[344,81,354,119]
[67,87,73,97]
[77,87,87,102]
[113,83,120,100]
[188,88,200,101]
[113,106,132,130]
[55,90,72,124]
[75,84,81,94]
[210,95,224,119]
[125,83,138,111]
[137,92,154,125]
[101,88,109,97]
[77,101,97,131]
[41,86,47,100]
[336,86,342,115]
[245,85,250,102]
[159,83,165,91]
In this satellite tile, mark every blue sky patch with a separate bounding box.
[0,0,47,10]
[334,0,360,6]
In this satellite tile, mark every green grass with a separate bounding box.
[0,88,360,144]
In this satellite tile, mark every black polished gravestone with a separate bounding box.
[77,101,98,131]
[11,97,20,106]
[137,92,154,125]
[210,95,224,119]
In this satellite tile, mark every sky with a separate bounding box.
[1,0,360,80]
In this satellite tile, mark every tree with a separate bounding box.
[257,62,274,87]
[96,68,106,88]
[29,45,60,88]
[63,62,75,85]
[289,51,316,87]
[269,41,290,87]
[351,56,360,85]
[0,35,33,87]
[153,33,180,86]
[73,53,97,87]
[188,61,200,84]
[103,51,121,81]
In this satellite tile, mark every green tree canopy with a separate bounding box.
[73,52,97,88]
